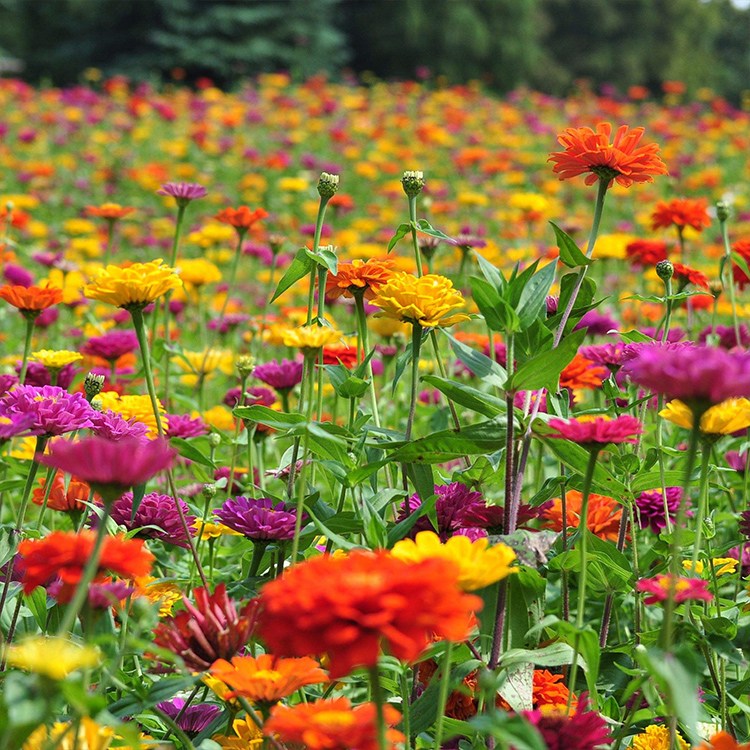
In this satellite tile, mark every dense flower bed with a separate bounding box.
[0,74,750,749]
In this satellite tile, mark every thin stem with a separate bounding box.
[691,444,712,568]
[599,501,630,647]
[718,212,742,349]
[354,291,381,428]
[400,669,412,750]
[18,315,35,385]
[369,665,388,750]
[405,324,423,442]
[408,197,424,276]
[433,641,453,750]
[429,330,461,433]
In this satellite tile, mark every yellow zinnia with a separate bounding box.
[23,718,116,750]
[178,257,222,287]
[213,713,264,749]
[84,259,182,309]
[282,325,342,353]
[370,272,470,328]
[631,724,689,750]
[173,348,235,385]
[95,392,167,438]
[5,636,99,680]
[31,349,83,370]
[660,398,750,436]
[390,530,517,591]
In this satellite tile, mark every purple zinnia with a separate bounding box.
[89,410,150,442]
[579,342,626,371]
[0,411,36,441]
[214,497,298,541]
[108,491,196,547]
[157,181,207,206]
[634,487,682,533]
[574,309,619,336]
[0,385,95,436]
[699,324,750,350]
[621,343,750,404]
[48,578,134,609]
[165,413,208,439]
[155,698,221,736]
[727,544,750,577]
[82,330,138,362]
[223,385,276,409]
[739,509,750,538]
[726,450,748,473]
[397,482,491,541]
[640,325,685,343]
[19,361,77,390]
[253,358,304,392]
[207,313,250,335]
[0,373,18,395]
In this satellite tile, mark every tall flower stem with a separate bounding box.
[567,447,600,699]
[433,641,453,750]
[718,207,742,345]
[314,266,329,423]
[405,323,423,442]
[18,315,35,385]
[354,290,381,428]
[56,512,110,634]
[408,196,424,276]
[690,444,712,568]
[103,221,115,266]
[429,330,461,433]
[599,500,631,647]
[217,229,247,324]
[306,195,332,325]
[400,669,412,750]
[369,665,388,750]
[130,306,208,589]
[658,274,674,343]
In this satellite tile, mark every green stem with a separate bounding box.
[248,540,268,578]
[18,315,35,385]
[408,197,424,276]
[718,214,742,346]
[369,665,388,750]
[405,323,423,442]
[433,642,453,750]
[217,229,247,324]
[32,464,57,532]
[400,669,412,750]
[354,291,381,428]
[691,444,712,568]
[429,330,461,433]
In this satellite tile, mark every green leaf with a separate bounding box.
[233,405,303,429]
[422,375,505,418]
[444,330,506,387]
[302,506,359,551]
[471,276,520,332]
[306,245,338,274]
[542,437,628,496]
[731,250,750,280]
[387,492,437,546]
[404,462,435,501]
[516,261,557,329]
[630,471,687,494]
[130,482,146,522]
[507,328,586,393]
[470,711,546,750]
[270,247,314,302]
[415,218,455,243]
[325,362,369,399]
[550,222,593,267]
[473,249,507,291]
[170,438,216,469]
[387,222,412,252]
[23,588,50,630]
[108,676,198,717]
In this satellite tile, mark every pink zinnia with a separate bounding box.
[547,415,643,446]
[37,436,176,503]
[523,695,612,750]
[636,574,713,605]
[157,182,207,206]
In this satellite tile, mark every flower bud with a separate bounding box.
[716,200,730,223]
[709,280,723,299]
[401,170,425,198]
[236,355,255,379]
[268,233,285,256]
[202,483,218,500]
[84,372,106,401]
[655,260,674,281]
[208,432,222,448]
[317,172,339,199]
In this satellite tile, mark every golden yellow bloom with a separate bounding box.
[10,436,36,461]
[682,560,705,575]
[173,348,235,386]
[370,272,470,328]
[95,392,167,438]
[204,674,239,704]
[43,268,87,305]
[63,217,98,236]
[5,636,99,679]
[178,257,222,287]
[282,325,342,353]
[213,714,264,749]
[631,724,689,750]
[31,349,83,370]
[23,718,116,750]
[84,259,182,309]
[199,405,236,432]
[712,557,739,577]
[132,576,183,617]
[193,518,243,541]
[660,398,750,436]
[390,530,517,591]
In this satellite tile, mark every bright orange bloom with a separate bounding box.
[544,490,622,542]
[672,262,709,290]
[18,530,154,601]
[208,654,327,703]
[651,198,711,232]
[549,123,668,187]
[265,697,403,750]
[215,206,269,231]
[257,550,482,678]
[625,239,670,267]
[559,354,608,391]
[325,258,395,301]
[418,659,478,720]
[31,471,98,513]
[694,731,750,750]
[85,203,136,221]
[0,285,63,313]
[532,669,577,710]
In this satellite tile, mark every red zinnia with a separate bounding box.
[732,239,750,290]
[18,530,153,602]
[695,732,750,750]
[672,262,709,289]
[257,550,481,678]
[325,259,395,301]
[625,239,670,267]
[548,122,668,188]
[523,695,612,750]
[31,471,98,513]
[651,197,711,232]
[85,203,136,221]
[636,574,713,605]
[547,415,643,446]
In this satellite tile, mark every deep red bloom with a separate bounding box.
[732,239,750,290]
[625,239,670,267]
[651,197,711,232]
[153,584,260,671]
[524,695,612,750]
[672,262,709,290]
[547,415,643,446]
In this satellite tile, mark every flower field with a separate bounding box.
[1,73,750,749]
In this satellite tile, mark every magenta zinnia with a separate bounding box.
[547,415,643,446]
[636,574,713,605]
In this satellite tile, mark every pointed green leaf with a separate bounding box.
[550,222,593,268]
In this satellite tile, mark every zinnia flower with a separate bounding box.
[631,723,689,750]
[153,584,259,672]
[18,530,154,602]
[4,636,100,680]
[212,714,263,750]
[625,239,670,267]
[0,385,95,436]
[694,732,750,750]
[523,695,612,750]
[660,398,750,436]
[32,471,96,513]
[559,354,608,392]
[325,258,395,300]
[155,698,222,736]
[544,490,621,542]
[84,259,182,310]
[82,330,139,362]
[253,358,304,391]
[636,574,713,605]
[0,284,63,316]
[22,717,115,750]
[108,492,196,547]
[85,203,135,221]
[391,530,517,590]
[281,325,342,352]
[209,654,327,703]
[548,122,668,187]
[215,206,268,233]
[214,497,299,541]
[732,239,750,289]
[30,349,83,370]
[257,550,481,678]
[672,262,709,290]
[651,197,711,232]
[38,436,175,502]
[370,272,469,328]
[547,415,643,447]
[265,697,404,750]
[634,488,682,533]
[157,181,208,205]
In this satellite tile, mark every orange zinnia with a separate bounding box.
[544,490,622,542]
[18,530,154,601]
[257,550,481,678]
[215,206,269,232]
[496,669,577,712]
[265,697,403,750]
[695,732,750,750]
[31,471,98,513]
[325,258,395,301]
[672,262,709,290]
[418,659,478,720]
[549,122,668,187]
[0,285,63,314]
[208,654,327,703]
[559,353,608,392]
[651,197,711,232]
[85,203,136,221]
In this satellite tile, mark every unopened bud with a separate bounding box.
[202,483,217,500]
[90,396,104,412]
[716,200,730,223]
[317,172,339,199]
[84,372,105,401]
[236,355,255,379]
[208,432,222,448]
[655,260,674,281]
[268,233,285,256]
[401,170,425,198]
[709,280,723,299]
